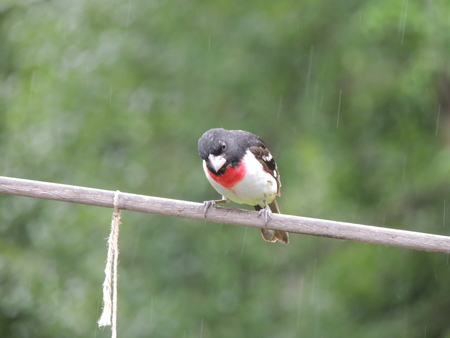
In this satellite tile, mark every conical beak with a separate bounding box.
[207,154,226,173]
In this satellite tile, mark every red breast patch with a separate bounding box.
[208,162,246,189]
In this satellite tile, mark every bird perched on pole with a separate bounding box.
[198,128,289,244]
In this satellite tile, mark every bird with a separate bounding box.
[198,128,289,244]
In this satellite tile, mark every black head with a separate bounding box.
[198,128,252,174]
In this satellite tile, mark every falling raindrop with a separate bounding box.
[443,200,446,228]
[28,70,35,107]
[436,104,441,136]
[336,89,342,128]
[150,297,153,326]
[63,21,67,44]
[309,258,317,303]
[399,0,408,46]
[402,154,407,182]
[296,277,304,326]
[311,84,320,124]
[277,95,283,120]
[200,318,204,338]
[110,83,113,108]
[126,0,132,35]
[305,46,314,95]
[240,227,248,255]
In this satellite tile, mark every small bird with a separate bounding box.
[198,128,289,244]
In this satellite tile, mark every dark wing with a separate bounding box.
[248,145,281,196]
[232,129,281,195]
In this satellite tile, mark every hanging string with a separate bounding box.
[98,190,121,338]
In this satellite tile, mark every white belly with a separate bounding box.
[203,151,279,207]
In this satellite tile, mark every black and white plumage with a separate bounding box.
[198,128,289,244]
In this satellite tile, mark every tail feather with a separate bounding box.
[255,200,289,244]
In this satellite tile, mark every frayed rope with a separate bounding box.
[98,190,121,338]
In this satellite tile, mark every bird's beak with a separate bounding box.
[207,154,227,173]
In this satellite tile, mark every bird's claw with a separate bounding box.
[258,205,272,225]
[203,200,217,217]
[203,197,229,217]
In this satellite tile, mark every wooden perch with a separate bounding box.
[0,176,449,254]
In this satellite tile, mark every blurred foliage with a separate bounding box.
[0,0,449,337]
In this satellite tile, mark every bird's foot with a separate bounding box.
[257,202,272,225]
[202,200,217,216]
[202,197,229,217]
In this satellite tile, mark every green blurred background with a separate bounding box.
[1,0,450,337]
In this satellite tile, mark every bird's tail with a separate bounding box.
[255,200,289,244]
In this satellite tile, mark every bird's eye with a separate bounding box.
[221,143,227,151]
